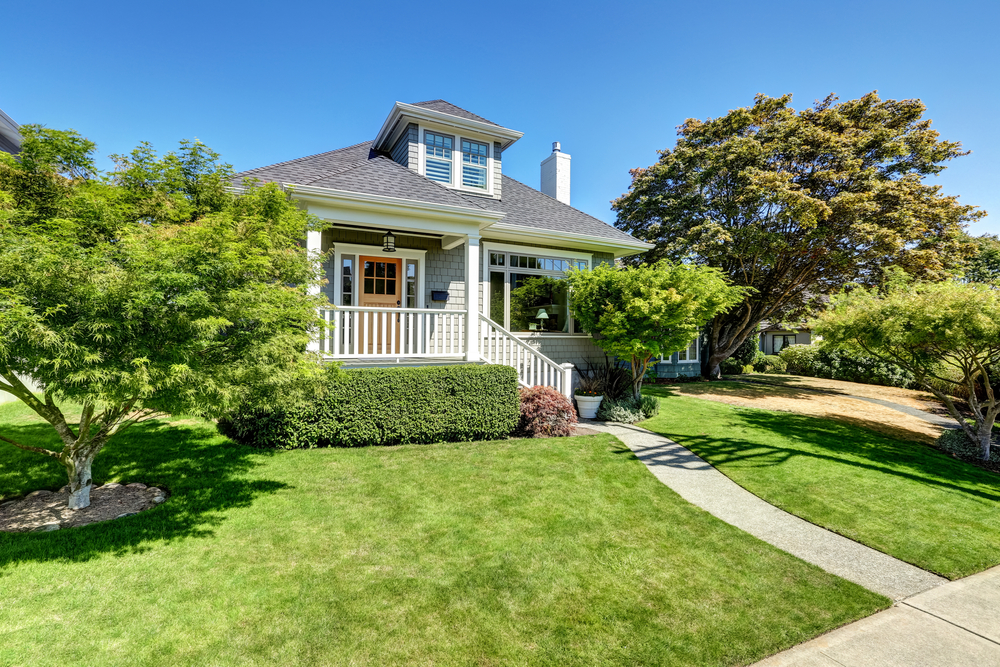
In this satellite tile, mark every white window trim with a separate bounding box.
[330,242,427,309]
[677,338,700,363]
[481,242,592,336]
[418,122,495,196]
[460,137,490,191]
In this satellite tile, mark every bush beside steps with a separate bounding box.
[219,364,520,449]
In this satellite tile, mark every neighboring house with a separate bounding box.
[0,107,21,403]
[235,99,667,394]
[0,107,20,155]
[759,322,813,355]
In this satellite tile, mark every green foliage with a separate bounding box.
[815,277,1000,458]
[779,345,915,389]
[962,234,1000,286]
[755,355,788,374]
[218,365,520,449]
[732,335,763,366]
[596,395,660,423]
[0,126,327,505]
[516,386,577,437]
[614,92,983,376]
[937,429,1000,464]
[566,261,747,399]
[719,357,746,375]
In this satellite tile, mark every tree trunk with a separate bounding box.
[978,422,995,462]
[65,451,97,510]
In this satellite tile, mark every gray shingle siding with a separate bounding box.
[390,123,419,170]
[425,244,466,311]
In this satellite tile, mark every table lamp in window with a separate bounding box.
[535,308,549,332]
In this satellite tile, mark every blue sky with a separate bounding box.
[2,0,996,234]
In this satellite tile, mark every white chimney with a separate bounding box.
[540,141,571,205]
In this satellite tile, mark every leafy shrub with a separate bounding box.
[731,335,763,366]
[756,355,787,374]
[597,397,645,423]
[517,386,578,437]
[597,395,660,423]
[640,395,660,418]
[720,357,747,375]
[937,429,1000,463]
[777,345,915,389]
[218,364,520,449]
[574,370,603,397]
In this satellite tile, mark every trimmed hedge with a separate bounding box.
[218,364,520,449]
[778,345,915,389]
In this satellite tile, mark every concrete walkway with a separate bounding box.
[754,565,1000,666]
[584,421,946,600]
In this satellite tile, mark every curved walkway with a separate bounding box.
[584,420,946,600]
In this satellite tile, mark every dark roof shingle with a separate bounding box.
[409,100,500,127]
[235,141,643,245]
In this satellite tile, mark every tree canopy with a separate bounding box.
[612,92,984,378]
[565,261,747,399]
[814,275,1000,460]
[961,233,1000,286]
[0,126,328,508]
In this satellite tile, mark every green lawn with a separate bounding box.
[0,401,885,666]
[641,386,1000,579]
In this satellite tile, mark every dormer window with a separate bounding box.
[461,139,489,189]
[424,131,453,183]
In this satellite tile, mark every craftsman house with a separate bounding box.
[237,100,701,393]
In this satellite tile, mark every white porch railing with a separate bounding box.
[316,307,573,397]
[320,307,467,359]
[478,313,573,396]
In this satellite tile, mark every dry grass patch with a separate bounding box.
[737,374,943,411]
[671,380,943,444]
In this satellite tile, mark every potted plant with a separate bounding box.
[574,372,604,419]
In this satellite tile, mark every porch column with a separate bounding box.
[306,229,323,354]
[465,236,480,362]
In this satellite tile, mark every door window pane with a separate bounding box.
[406,261,417,308]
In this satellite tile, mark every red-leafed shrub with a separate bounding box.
[517,386,578,438]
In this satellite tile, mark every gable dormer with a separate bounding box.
[373,100,522,200]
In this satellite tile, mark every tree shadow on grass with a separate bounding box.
[643,386,1000,503]
[0,420,288,569]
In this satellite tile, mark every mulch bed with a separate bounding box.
[0,483,167,533]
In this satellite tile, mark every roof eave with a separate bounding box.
[286,183,508,224]
[373,102,524,153]
[485,222,653,258]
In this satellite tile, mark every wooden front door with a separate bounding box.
[359,256,402,354]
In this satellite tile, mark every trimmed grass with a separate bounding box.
[0,401,886,666]
[642,386,1000,579]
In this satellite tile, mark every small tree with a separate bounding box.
[0,127,328,509]
[566,261,747,400]
[814,276,1000,460]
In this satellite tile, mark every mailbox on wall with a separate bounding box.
[431,291,449,302]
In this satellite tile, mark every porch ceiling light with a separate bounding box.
[382,231,396,253]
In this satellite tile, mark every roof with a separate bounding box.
[457,176,643,245]
[409,100,500,127]
[235,118,644,246]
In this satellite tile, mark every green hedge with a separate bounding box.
[218,364,520,449]
[778,345,915,388]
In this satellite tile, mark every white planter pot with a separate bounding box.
[575,395,604,420]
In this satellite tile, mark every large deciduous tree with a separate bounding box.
[0,126,328,509]
[613,92,983,379]
[814,275,1000,460]
[565,261,747,400]
[961,233,1000,286]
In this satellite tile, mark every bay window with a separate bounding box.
[486,250,589,334]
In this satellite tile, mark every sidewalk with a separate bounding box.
[585,421,945,599]
[755,565,1000,666]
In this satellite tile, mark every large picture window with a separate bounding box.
[677,338,699,362]
[486,250,589,334]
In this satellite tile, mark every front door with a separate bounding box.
[359,256,402,354]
